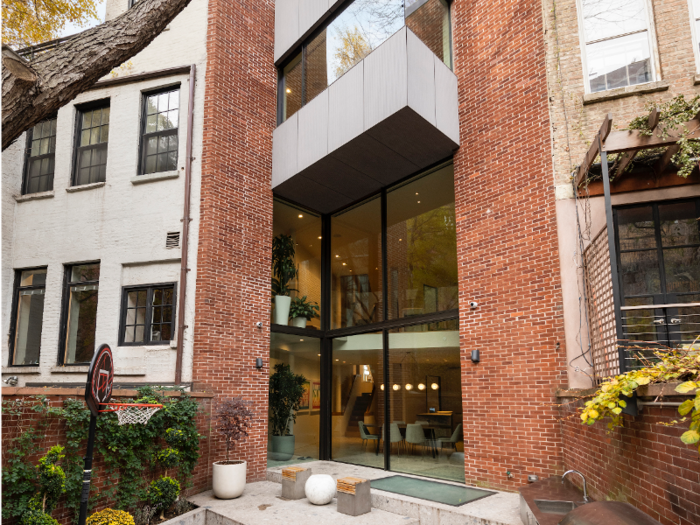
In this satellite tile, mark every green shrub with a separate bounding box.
[19,500,59,525]
[164,428,186,448]
[148,476,180,518]
[154,448,180,470]
[86,508,135,525]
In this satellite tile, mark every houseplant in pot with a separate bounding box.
[289,295,319,328]
[213,397,254,499]
[272,234,297,325]
[269,363,306,461]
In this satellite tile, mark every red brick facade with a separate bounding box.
[560,397,700,525]
[192,0,276,483]
[451,0,567,490]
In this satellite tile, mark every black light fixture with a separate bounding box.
[471,349,480,364]
[255,357,263,369]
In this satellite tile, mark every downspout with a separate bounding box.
[175,64,196,385]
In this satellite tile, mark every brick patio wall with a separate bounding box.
[0,388,212,525]
[192,0,276,483]
[560,396,700,525]
[451,0,568,490]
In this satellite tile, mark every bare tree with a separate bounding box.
[2,0,192,151]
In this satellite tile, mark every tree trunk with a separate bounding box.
[2,0,192,150]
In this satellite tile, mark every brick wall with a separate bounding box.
[451,0,568,490]
[192,0,276,483]
[560,397,700,525]
[0,389,212,525]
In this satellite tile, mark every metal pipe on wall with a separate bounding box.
[175,64,196,385]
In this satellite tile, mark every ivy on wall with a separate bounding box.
[2,387,201,523]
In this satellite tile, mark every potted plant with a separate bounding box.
[289,295,319,328]
[272,234,297,325]
[212,397,254,499]
[269,363,306,461]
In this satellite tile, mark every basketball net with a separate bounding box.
[100,403,163,425]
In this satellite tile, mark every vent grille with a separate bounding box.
[166,232,180,249]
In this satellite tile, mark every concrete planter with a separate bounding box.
[290,317,307,328]
[270,435,295,461]
[274,296,291,325]
[212,460,246,499]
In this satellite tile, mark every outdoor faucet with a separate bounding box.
[562,470,589,503]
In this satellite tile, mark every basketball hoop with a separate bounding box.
[99,403,163,425]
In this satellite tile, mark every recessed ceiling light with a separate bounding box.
[318,353,321,357]
[298,214,303,218]
[318,236,322,239]
[417,201,420,204]
[286,88,292,93]
[415,192,419,195]
[335,359,339,361]
[335,255,340,258]
[300,339,304,342]
[342,262,346,266]
[399,238,402,242]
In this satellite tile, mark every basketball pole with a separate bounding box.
[77,413,98,525]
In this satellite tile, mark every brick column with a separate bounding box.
[194,0,276,483]
[452,0,567,490]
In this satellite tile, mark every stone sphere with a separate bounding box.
[305,474,336,505]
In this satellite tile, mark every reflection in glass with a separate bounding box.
[283,52,302,121]
[659,202,699,247]
[142,89,179,174]
[405,0,451,67]
[387,163,457,320]
[582,0,647,42]
[26,118,57,194]
[268,333,320,467]
[663,247,700,294]
[620,250,660,297]
[272,200,322,328]
[332,332,383,468]
[13,269,47,366]
[331,196,383,329]
[64,264,100,364]
[617,206,656,250]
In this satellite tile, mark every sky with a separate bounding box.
[59,0,106,38]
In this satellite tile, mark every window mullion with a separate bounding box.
[652,204,668,303]
[146,287,154,344]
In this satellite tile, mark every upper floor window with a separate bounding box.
[140,88,179,174]
[23,118,57,194]
[119,284,176,345]
[690,0,700,70]
[74,102,109,186]
[10,268,47,366]
[280,0,452,123]
[578,0,657,93]
[62,263,100,364]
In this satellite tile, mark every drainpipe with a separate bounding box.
[175,64,196,385]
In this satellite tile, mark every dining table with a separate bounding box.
[363,423,451,458]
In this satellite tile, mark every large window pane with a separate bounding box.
[331,196,383,329]
[64,264,100,364]
[24,118,57,194]
[268,333,320,467]
[587,32,651,93]
[663,247,700,295]
[282,52,302,121]
[387,164,457,320]
[405,0,451,67]
[388,321,463,482]
[659,201,699,247]
[617,206,656,250]
[331,332,383,468]
[12,269,47,366]
[582,0,647,42]
[620,250,660,297]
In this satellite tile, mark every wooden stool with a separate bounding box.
[281,466,311,500]
[336,476,371,516]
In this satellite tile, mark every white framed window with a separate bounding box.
[689,0,700,71]
[576,0,661,93]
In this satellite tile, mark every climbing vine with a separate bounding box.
[579,348,700,452]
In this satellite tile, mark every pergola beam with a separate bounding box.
[611,108,660,179]
[604,110,700,153]
[574,114,612,187]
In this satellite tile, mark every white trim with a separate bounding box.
[575,0,662,94]
[688,0,700,73]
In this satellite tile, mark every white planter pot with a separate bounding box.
[274,296,291,325]
[291,317,307,328]
[212,460,246,499]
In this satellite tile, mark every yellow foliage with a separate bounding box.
[86,509,135,525]
[2,0,100,48]
[333,26,371,79]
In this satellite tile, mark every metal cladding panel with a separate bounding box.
[407,30,436,127]
[363,27,408,131]
[274,0,299,63]
[298,89,329,171]
[299,0,330,38]
[435,55,460,144]
[328,62,364,152]
[271,113,298,187]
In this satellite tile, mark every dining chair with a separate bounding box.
[405,423,427,456]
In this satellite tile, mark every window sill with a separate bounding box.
[694,74,700,85]
[2,366,41,374]
[66,182,105,193]
[114,368,146,376]
[582,81,670,105]
[131,171,180,185]
[50,366,89,373]
[13,191,55,202]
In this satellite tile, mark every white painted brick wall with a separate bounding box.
[1,0,209,388]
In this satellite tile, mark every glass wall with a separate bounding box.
[331,195,383,329]
[331,332,383,468]
[272,200,322,329]
[387,163,457,320]
[280,0,452,122]
[268,333,321,467]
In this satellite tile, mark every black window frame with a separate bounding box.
[72,99,110,187]
[118,283,177,346]
[22,116,58,195]
[58,262,101,366]
[138,85,181,176]
[8,266,48,367]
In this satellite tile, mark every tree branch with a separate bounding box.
[2,0,192,150]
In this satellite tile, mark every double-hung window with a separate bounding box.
[119,284,176,345]
[140,88,179,174]
[23,118,57,194]
[578,0,658,93]
[690,0,700,70]
[10,268,47,366]
[74,102,110,186]
[61,263,100,364]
